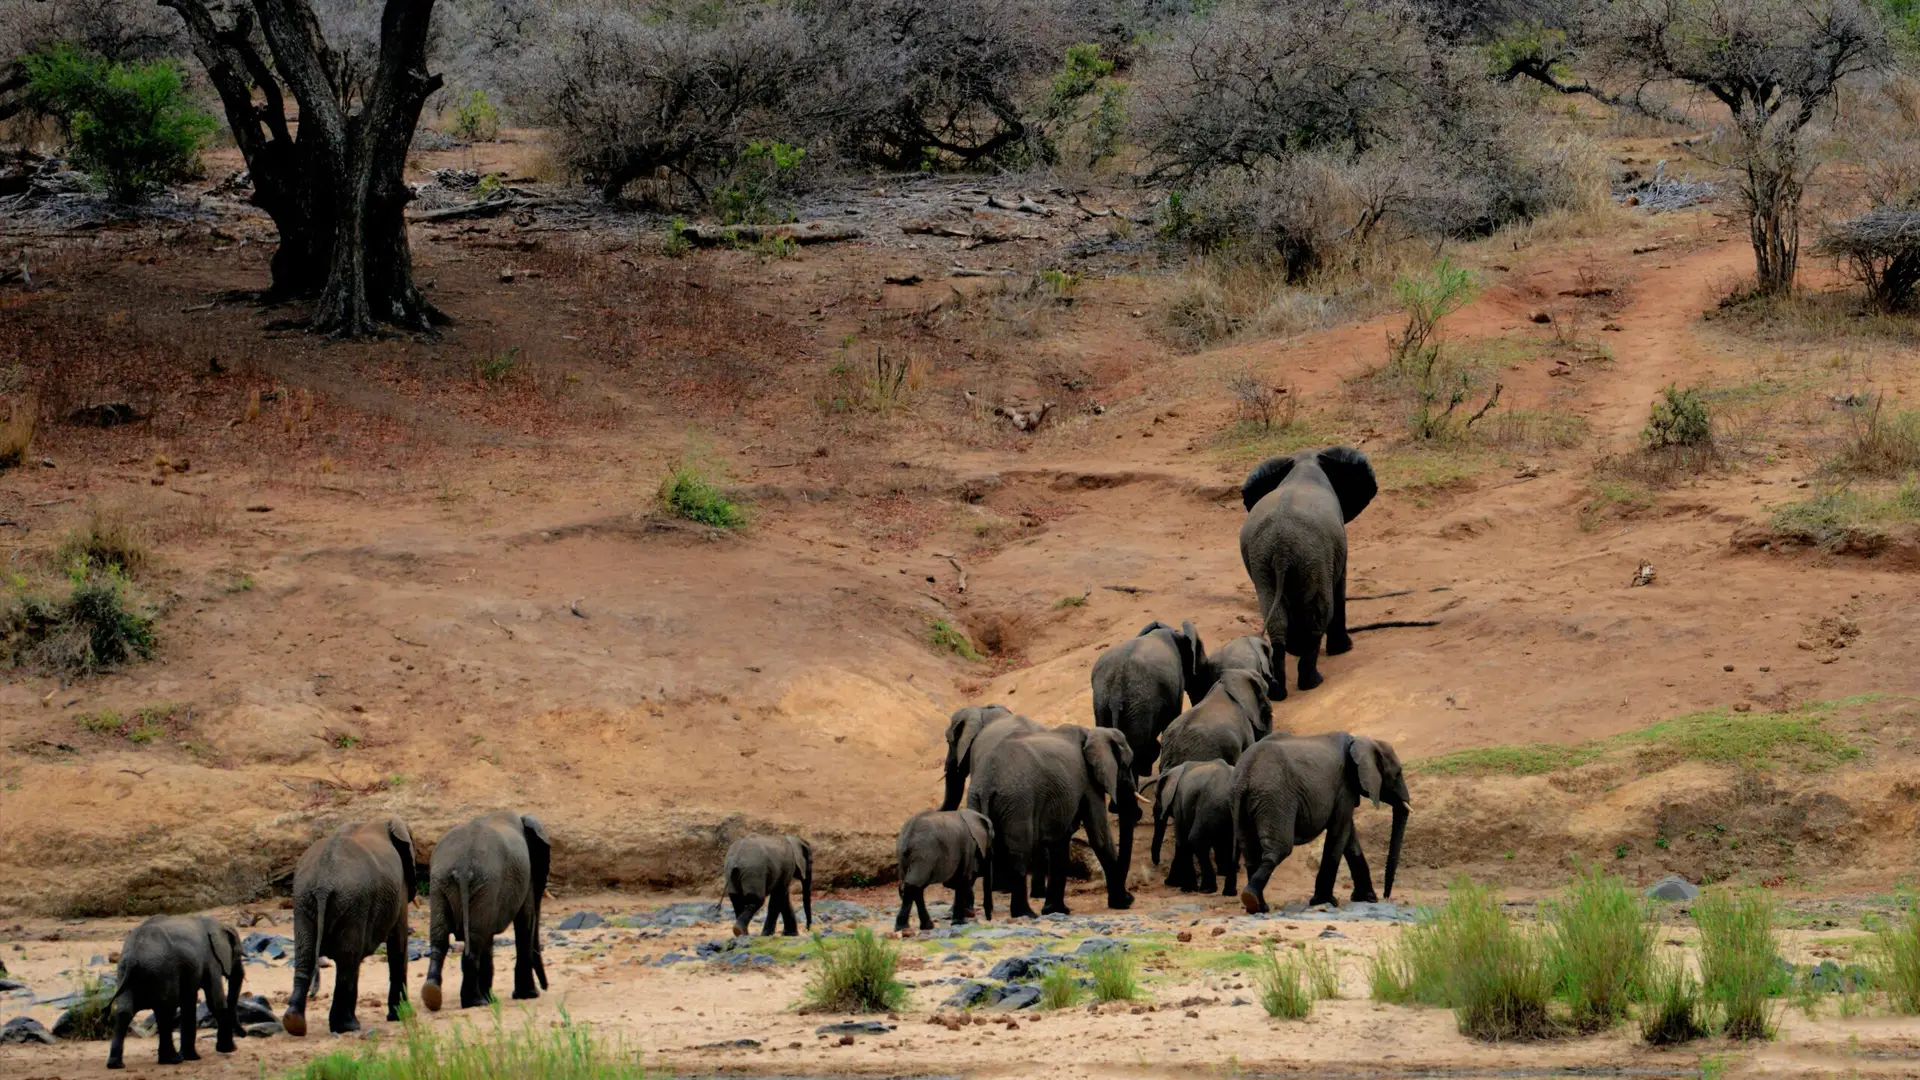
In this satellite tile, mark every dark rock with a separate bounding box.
[243,1021,281,1038]
[651,952,695,966]
[1075,937,1124,955]
[988,954,1066,981]
[67,403,144,428]
[1646,875,1701,902]
[816,1020,893,1036]
[243,933,294,961]
[0,980,26,993]
[713,952,775,968]
[812,900,874,922]
[0,1016,54,1045]
[407,938,431,961]
[943,954,966,963]
[941,982,992,1009]
[1318,928,1346,939]
[697,1037,761,1049]
[969,942,994,952]
[989,984,1041,1010]
[558,912,605,931]
[1230,996,1251,1007]
[624,902,726,929]
[236,994,277,1026]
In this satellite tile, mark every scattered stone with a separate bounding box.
[1074,937,1124,955]
[0,1016,54,1045]
[943,954,966,963]
[236,994,278,1028]
[1209,927,1226,937]
[243,932,294,961]
[1176,931,1193,942]
[558,912,605,931]
[1647,874,1701,902]
[651,952,695,966]
[817,1020,893,1036]
[244,1021,281,1039]
[812,900,874,922]
[1230,996,1250,1007]
[1631,562,1657,588]
[407,938,431,961]
[0,980,25,993]
[623,902,727,929]
[697,1037,761,1049]
[988,955,1063,981]
[67,403,144,428]
[989,984,1041,1010]
[1529,311,1552,324]
[942,982,993,1009]
[837,1034,855,1046]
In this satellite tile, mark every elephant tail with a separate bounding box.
[455,872,473,948]
[303,889,328,999]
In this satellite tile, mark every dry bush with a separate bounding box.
[0,394,33,468]
[1832,396,1920,476]
[1224,366,1295,431]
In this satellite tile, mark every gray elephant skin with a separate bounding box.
[1194,634,1278,703]
[1156,668,1273,772]
[1231,732,1410,914]
[284,817,416,1036]
[105,915,241,1070]
[1239,447,1377,697]
[894,808,994,931]
[968,723,1136,918]
[722,834,813,936]
[422,811,551,1012]
[940,704,1052,896]
[1146,760,1236,895]
[1090,620,1206,776]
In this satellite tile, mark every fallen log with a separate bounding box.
[681,221,865,247]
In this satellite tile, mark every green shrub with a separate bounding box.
[1546,865,1652,1031]
[712,140,807,225]
[1256,946,1314,1019]
[662,218,692,258]
[449,89,501,143]
[658,460,745,529]
[1694,888,1780,1040]
[1038,963,1084,1010]
[3,559,156,674]
[1088,947,1141,1002]
[284,1003,642,1079]
[801,928,907,1013]
[1876,898,1920,1014]
[928,619,982,662]
[1642,384,1712,449]
[24,44,216,203]
[1443,880,1556,1041]
[1638,949,1705,1045]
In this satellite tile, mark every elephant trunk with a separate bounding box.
[940,753,967,813]
[1384,802,1408,901]
[801,851,814,932]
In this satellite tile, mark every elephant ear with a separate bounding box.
[951,707,1002,770]
[1317,446,1377,523]
[386,818,417,903]
[1349,736,1385,809]
[1179,620,1206,685]
[1221,670,1270,737]
[207,921,240,980]
[1136,620,1175,638]
[1154,764,1187,826]
[1081,728,1122,802]
[521,815,552,899]
[1242,455,1298,511]
[960,810,994,860]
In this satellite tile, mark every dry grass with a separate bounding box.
[56,503,151,577]
[0,395,35,468]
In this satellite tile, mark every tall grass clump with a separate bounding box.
[1875,897,1920,1014]
[1546,865,1652,1031]
[53,976,117,1040]
[658,458,745,529]
[1256,946,1315,1019]
[1088,947,1141,1002]
[0,397,34,470]
[283,1003,643,1079]
[801,928,907,1013]
[57,503,150,576]
[1038,963,1084,1010]
[1444,879,1556,1041]
[1694,888,1780,1040]
[1638,949,1705,1046]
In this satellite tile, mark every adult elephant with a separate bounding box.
[422,811,551,1011]
[1145,760,1235,895]
[968,724,1136,918]
[1239,447,1376,698]
[283,818,416,1036]
[1231,732,1409,914]
[1090,620,1206,777]
[1157,668,1272,772]
[1191,635,1278,703]
[940,704,1041,812]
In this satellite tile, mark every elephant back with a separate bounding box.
[723,834,795,896]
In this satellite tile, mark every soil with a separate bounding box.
[2,127,1919,1078]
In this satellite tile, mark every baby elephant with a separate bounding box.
[423,811,551,1012]
[895,809,994,931]
[722,834,812,937]
[106,915,242,1070]
[1146,760,1236,896]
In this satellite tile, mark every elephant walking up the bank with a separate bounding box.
[1232,732,1409,914]
[1090,621,1206,777]
[1157,668,1272,772]
[422,811,551,1011]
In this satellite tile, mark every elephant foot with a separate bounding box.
[892,919,909,932]
[216,1038,236,1054]
[1267,685,1288,703]
[1298,669,1324,692]
[1239,888,1268,915]
[107,1058,125,1071]
[182,1048,201,1061]
[281,1011,307,1037]
[1308,893,1337,907]
[918,919,935,931]
[1107,891,1134,911]
[421,982,443,1012]
[1326,634,1353,656]
[511,987,539,1001]
[158,1051,183,1066]
[1351,890,1379,905]
[1041,901,1071,916]
[329,1018,362,1035]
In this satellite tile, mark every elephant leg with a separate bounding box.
[387,920,412,1018]
[467,936,497,1008]
[1344,827,1379,904]
[1296,634,1324,692]
[512,909,540,1000]
[1240,828,1287,915]
[894,885,915,932]
[777,889,799,937]
[1327,554,1353,656]
[952,879,973,927]
[106,993,135,1069]
[1082,801,1134,911]
[1114,812,1136,896]
[914,887,934,931]
[1197,840,1219,895]
[1170,834,1196,892]
[329,952,363,1032]
[1217,832,1239,897]
[177,982,199,1061]
[1007,853,1036,920]
[1041,836,1072,916]
[208,968,236,1054]
[1311,817,1353,907]
[154,1001,181,1065]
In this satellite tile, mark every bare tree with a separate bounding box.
[161,0,444,335]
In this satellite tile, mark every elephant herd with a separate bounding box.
[98,810,548,1069]
[738,448,1414,939]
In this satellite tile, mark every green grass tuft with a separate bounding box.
[658,460,745,529]
[1442,879,1557,1041]
[1546,864,1651,1031]
[1038,963,1085,1010]
[1770,477,1920,550]
[3,560,157,674]
[1875,898,1920,1014]
[57,976,117,1040]
[1638,948,1705,1046]
[1088,947,1141,1002]
[283,1003,641,1079]
[1416,743,1604,777]
[801,928,908,1013]
[1695,888,1780,1041]
[928,619,983,662]
[1255,946,1314,1019]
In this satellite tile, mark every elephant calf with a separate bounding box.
[423,811,551,1012]
[1157,668,1272,772]
[1147,760,1236,896]
[1194,635,1278,703]
[1090,620,1206,778]
[105,915,242,1070]
[722,834,813,937]
[1232,732,1410,914]
[895,809,994,931]
[284,818,416,1036]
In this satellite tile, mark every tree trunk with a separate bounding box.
[161,0,441,336]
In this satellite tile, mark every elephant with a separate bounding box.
[721,834,813,937]
[1144,760,1236,895]
[422,811,551,1012]
[1156,668,1273,773]
[1192,634,1279,703]
[1231,732,1410,914]
[104,915,241,1070]
[1239,447,1377,698]
[1091,621,1207,778]
[940,704,1041,812]
[894,808,994,931]
[283,817,416,1037]
[967,723,1136,918]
